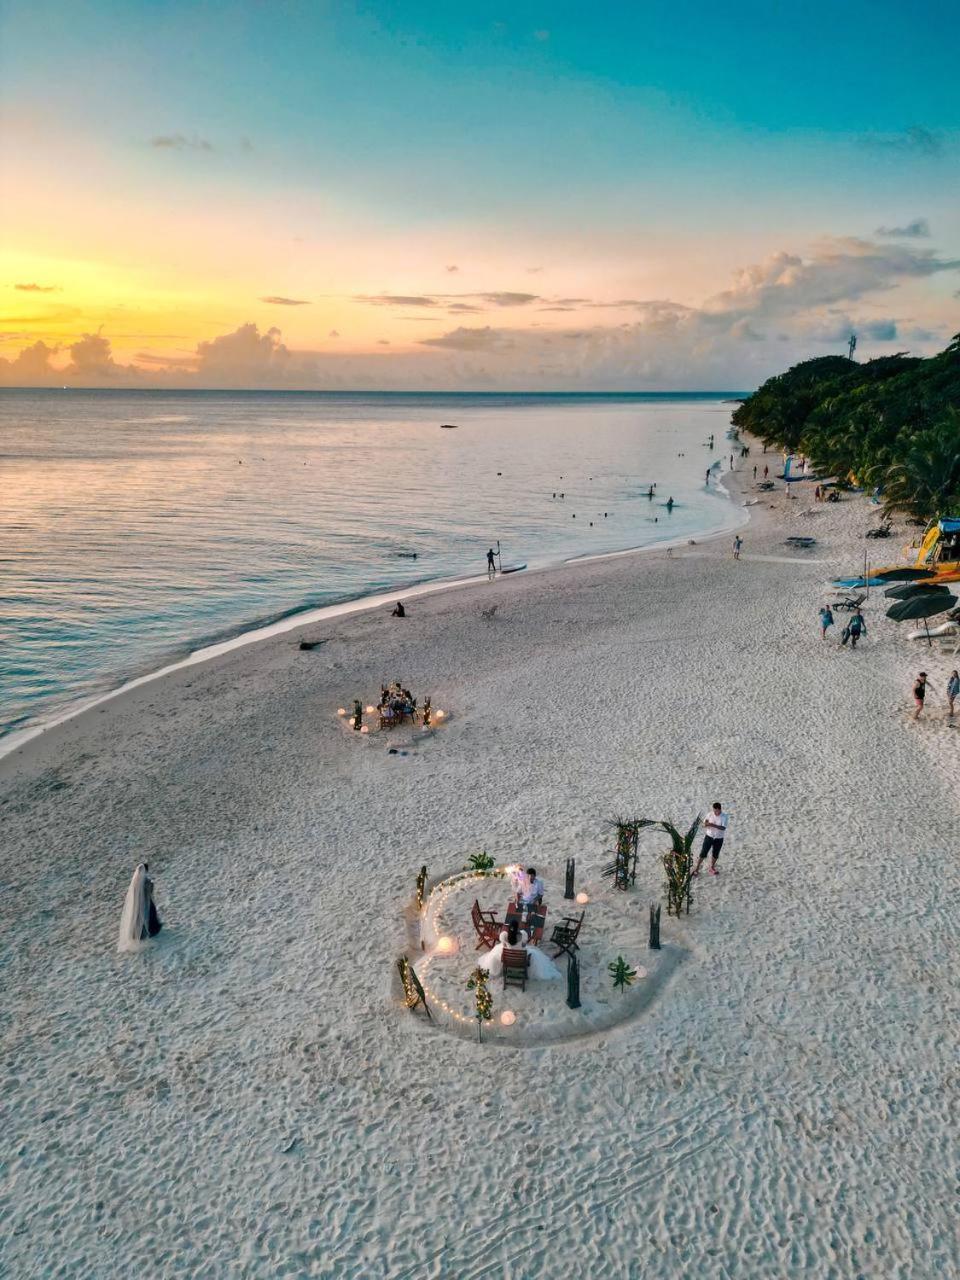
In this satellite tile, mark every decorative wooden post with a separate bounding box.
[649,904,661,949]
[566,951,581,1009]
[564,858,576,900]
[352,699,363,731]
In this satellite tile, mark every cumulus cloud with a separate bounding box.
[193,323,290,384]
[0,339,60,383]
[859,126,944,157]
[259,295,310,305]
[14,282,59,292]
[875,218,930,238]
[149,133,214,151]
[702,239,960,319]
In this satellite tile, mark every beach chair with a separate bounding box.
[471,900,501,950]
[549,912,584,959]
[501,948,529,991]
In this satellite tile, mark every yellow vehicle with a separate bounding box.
[912,518,960,583]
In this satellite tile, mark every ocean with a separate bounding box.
[0,389,744,741]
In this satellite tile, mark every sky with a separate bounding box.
[1,0,959,390]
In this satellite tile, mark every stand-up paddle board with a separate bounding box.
[501,563,527,574]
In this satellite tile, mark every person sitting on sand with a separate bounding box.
[478,920,561,981]
[391,601,406,618]
[117,862,162,952]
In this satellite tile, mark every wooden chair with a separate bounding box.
[471,899,501,950]
[527,907,548,945]
[549,911,584,959]
[502,947,529,990]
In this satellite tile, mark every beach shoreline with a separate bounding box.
[3,448,959,1279]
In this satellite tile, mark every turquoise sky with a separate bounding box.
[2,1,959,388]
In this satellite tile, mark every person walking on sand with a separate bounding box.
[819,605,834,639]
[947,669,959,717]
[841,609,866,648]
[752,465,757,480]
[692,803,728,877]
[733,535,743,560]
[763,465,769,479]
[913,671,931,719]
[486,548,496,581]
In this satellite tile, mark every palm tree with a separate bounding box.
[878,410,960,520]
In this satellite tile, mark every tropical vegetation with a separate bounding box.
[732,334,960,521]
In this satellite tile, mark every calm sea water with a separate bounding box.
[0,390,743,739]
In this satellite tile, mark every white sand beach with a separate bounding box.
[2,462,959,1279]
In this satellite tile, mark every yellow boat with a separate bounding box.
[877,518,960,583]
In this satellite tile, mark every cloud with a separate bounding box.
[14,282,59,293]
[377,339,390,346]
[420,326,514,352]
[259,295,310,306]
[149,133,214,152]
[874,218,930,238]
[240,136,254,153]
[445,264,459,273]
[358,294,440,307]
[193,323,290,384]
[328,329,340,338]
[66,330,134,382]
[446,302,484,313]
[702,239,960,319]
[475,292,540,306]
[0,339,60,383]
[526,266,543,274]
[859,126,944,157]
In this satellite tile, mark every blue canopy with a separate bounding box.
[939,518,960,534]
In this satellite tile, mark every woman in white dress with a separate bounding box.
[478,921,561,981]
[117,863,162,952]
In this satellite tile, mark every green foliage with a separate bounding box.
[732,336,960,521]
[415,865,428,910]
[659,817,701,917]
[465,850,496,873]
[608,955,637,994]
[466,967,493,1036]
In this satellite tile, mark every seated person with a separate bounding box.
[519,866,545,908]
[477,921,560,981]
[382,704,396,723]
[391,601,406,618]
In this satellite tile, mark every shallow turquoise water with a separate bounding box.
[0,390,742,736]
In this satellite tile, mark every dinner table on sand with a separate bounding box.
[504,899,548,943]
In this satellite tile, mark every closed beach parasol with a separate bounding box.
[883,581,953,600]
[886,591,957,644]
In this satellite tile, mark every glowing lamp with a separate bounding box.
[337,708,347,716]
[365,705,376,714]
[636,966,647,979]
[435,936,457,955]
[500,1010,517,1026]
[576,892,589,905]
[435,710,446,719]
[360,725,369,734]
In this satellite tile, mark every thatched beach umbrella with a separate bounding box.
[886,591,958,644]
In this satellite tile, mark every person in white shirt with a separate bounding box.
[692,803,728,877]
[519,867,545,907]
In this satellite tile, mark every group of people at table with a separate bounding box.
[378,682,425,725]
[478,867,562,981]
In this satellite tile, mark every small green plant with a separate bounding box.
[608,955,637,994]
[466,967,493,1041]
[415,865,428,910]
[465,850,495,873]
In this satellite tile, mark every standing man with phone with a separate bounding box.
[692,802,729,877]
